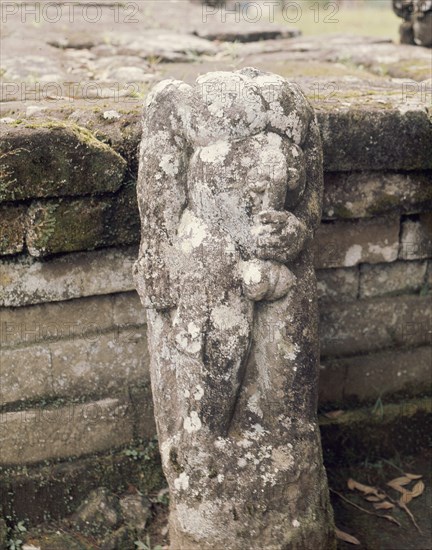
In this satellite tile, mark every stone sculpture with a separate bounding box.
[393,0,432,47]
[134,68,335,549]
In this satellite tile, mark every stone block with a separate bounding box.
[0,294,114,348]
[0,122,126,202]
[399,213,432,260]
[314,216,400,269]
[319,108,432,171]
[323,171,432,219]
[316,267,359,303]
[112,291,147,327]
[360,260,428,298]
[319,346,432,405]
[0,246,136,307]
[26,185,139,257]
[0,346,52,406]
[0,328,149,406]
[0,204,26,255]
[50,328,149,401]
[0,398,134,465]
[320,294,432,357]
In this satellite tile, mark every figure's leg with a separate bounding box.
[201,291,253,435]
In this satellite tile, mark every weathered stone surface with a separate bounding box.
[399,213,432,260]
[0,204,26,255]
[50,329,149,401]
[0,328,148,406]
[319,346,432,405]
[316,267,359,303]
[26,185,139,257]
[0,294,114,348]
[119,493,151,531]
[320,294,432,357]
[0,398,133,465]
[0,345,52,406]
[112,291,147,328]
[314,216,400,269]
[193,23,300,43]
[0,246,137,307]
[72,487,122,537]
[323,171,432,219]
[0,123,126,202]
[360,260,428,298]
[135,69,335,549]
[319,108,432,171]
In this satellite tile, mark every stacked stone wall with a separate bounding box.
[1,102,431,471]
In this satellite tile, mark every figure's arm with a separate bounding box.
[134,80,192,310]
[254,117,323,263]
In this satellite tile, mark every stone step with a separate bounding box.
[319,346,432,406]
[320,397,432,467]
[0,396,430,524]
[320,294,432,357]
[0,393,155,466]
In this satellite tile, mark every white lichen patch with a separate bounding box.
[238,457,247,468]
[285,111,304,145]
[239,260,262,285]
[368,243,398,262]
[278,341,300,361]
[344,244,363,266]
[184,411,202,433]
[178,210,209,254]
[159,154,179,177]
[247,392,263,418]
[174,472,190,491]
[210,304,244,330]
[103,110,120,120]
[214,437,228,449]
[193,385,204,401]
[200,141,231,163]
[271,445,294,471]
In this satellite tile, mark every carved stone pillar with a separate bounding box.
[134,68,335,550]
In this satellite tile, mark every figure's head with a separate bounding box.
[187,68,314,147]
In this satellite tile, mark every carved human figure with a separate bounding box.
[135,68,335,550]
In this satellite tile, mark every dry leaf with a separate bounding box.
[404,473,422,480]
[365,495,382,502]
[411,480,425,498]
[400,480,425,504]
[400,493,413,505]
[387,479,410,494]
[387,476,412,487]
[324,410,345,419]
[347,478,385,498]
[373,501,395,510]
[335,527,361,545]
